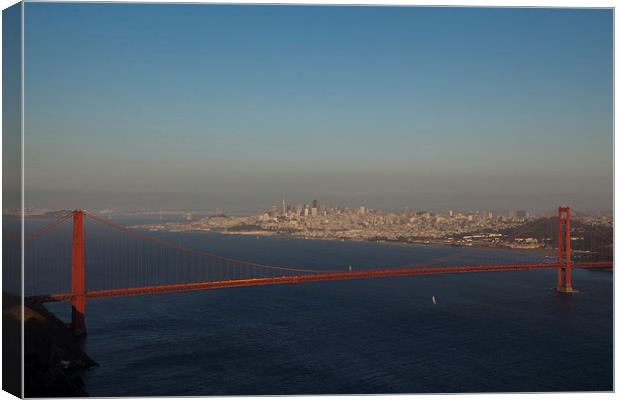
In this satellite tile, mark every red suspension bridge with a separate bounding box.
[6,206,613,336]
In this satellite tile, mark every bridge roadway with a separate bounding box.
[32,261,612,302]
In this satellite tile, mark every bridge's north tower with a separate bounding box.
[71,210,87,335]
[556,206,576,293]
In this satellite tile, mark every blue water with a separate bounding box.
[28,216,611,395]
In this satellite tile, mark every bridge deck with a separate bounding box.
[31,261,612,302]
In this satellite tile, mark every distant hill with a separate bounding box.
[33,210,73,219]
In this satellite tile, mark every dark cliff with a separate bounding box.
[3,293,97,397]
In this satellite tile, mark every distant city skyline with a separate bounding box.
[17,4,613,212]
[18,193,612,216]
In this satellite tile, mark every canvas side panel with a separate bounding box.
[3,2,23,398]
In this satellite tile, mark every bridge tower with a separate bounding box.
[71,210,87,335]
[556,206,576,293]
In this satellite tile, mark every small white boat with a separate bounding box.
[348,265,352,271]
[432,296,437,305]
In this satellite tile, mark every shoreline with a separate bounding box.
[139,226,556,257]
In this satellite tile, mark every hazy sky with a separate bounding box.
[22,4,613,213]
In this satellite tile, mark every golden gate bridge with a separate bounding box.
[6,206,613,336]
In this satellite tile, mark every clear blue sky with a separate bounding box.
[22,4,613,213]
